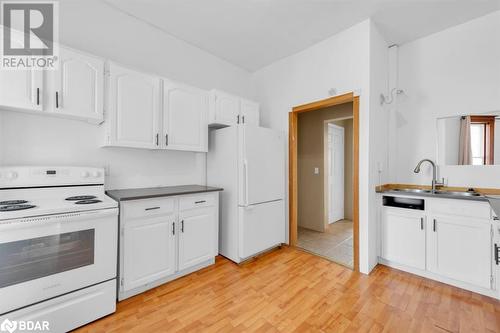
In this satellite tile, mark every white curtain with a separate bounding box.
[458,116,472,165]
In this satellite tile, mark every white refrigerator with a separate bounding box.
[207,124,285,263]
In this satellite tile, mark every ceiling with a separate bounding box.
[102,0,500,72]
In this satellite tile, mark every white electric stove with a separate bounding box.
[0,166,118,332]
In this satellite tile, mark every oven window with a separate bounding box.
[0,229,95,288]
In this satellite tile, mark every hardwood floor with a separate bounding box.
[76,247,500,333]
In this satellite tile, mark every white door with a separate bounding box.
[240,99,259,126]
[239,125,284,206]
[162,80,208,152]
[239,200,284,259]
[427,216,492,289]
[381,209,426,270]
[0,28,43,112]
[107,62,161,149]
[122,216,176,291]
[48,46,104,123]
[209,90,240,126]
[328,124,344,223]
[178,207,216,270]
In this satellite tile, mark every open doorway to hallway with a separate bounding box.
[295,102,354,269]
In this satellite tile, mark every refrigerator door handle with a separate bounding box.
[244,159,249,206]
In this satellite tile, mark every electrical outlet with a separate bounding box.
[314,167,320,175]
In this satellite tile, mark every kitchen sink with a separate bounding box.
[392,188,432,194]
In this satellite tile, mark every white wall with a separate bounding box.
[393,11,500,188]
[0,0,254,190]
[253,19,389,274]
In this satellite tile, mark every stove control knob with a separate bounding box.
[81,171,90,178]
[92,171,101,178]
[6,171,18,180]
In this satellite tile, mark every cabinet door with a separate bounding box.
[380,209,426,270]
[122,216,176,291]
[209,90,239,126]
[427,216,492,289]
[107,62,161,149]
[162,80,208,152]
[48,47,104,123]
[178,207,216,271]
[240,99,259,126]
[0,29,43,112]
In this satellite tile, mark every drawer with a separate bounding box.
[122,197,175,220]
[179,193,215,211]
[428,198,491,220]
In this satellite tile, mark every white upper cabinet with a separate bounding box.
[0,29,43,113]
[209,90,240,126]
[162,80,208,152]
[104,62,161,149]
[46,46,104,123]
[240,98,260,126]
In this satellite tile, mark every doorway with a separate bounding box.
[289,93,359,271]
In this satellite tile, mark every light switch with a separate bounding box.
[314,167,320,175]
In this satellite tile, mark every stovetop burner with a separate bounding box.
[0,204,36,212]
[65,195,97,201]
[74,199,102,205]
[0,200,29,205]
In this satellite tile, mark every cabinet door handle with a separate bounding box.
[242,115,245,124]
[181,220,184,233]
[195,200,206,204]
[156,133,159,146]
[420,217,424,230]
[145,206,160,211]
[165,134,169,146]
[237,115,240,124]
[433,219,436,232]
[495,243,499,265]
[172,222,175,236]
[55,91,59,108]
[36,88,40,105]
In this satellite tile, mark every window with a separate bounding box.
[470,116,495,165]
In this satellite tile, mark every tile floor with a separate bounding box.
[297,220,353,268]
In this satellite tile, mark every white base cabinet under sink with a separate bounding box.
[379,195,498,299]
[118,192,218,300]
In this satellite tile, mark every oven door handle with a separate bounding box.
[0,208,118,231]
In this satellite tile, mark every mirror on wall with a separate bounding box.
[437,112,500,166]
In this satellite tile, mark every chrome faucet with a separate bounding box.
[413,159,445,192]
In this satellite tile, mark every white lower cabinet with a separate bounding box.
[380,195,496,298]
[119,192,218,300]
[178,207,216,270]
[427,215,492,289]
[381,208,426,270]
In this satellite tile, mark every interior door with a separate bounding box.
[427,215,491,288]
[239,200,284,259]
[122,216,176,291]
[163,80,208,152]
[0,29,43,112]
[108,62,160,149]
[49,47,104,122]
[329,124,345,222]
[239,125,285,206]
[178,207,215,270]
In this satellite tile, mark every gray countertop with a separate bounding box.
[378,189,488,202]
[106,185,223,202]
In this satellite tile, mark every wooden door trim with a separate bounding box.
[289,92,360,272]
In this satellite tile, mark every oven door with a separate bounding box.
[0,208,118,315]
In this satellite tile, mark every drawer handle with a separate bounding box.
[433,219,436,232]
[420,217,424,230]
[172,222,175,235]
[195,200,206,204]
[145,207,160,211]
[181,220,184,233]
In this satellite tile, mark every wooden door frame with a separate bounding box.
[289,92,359,271]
